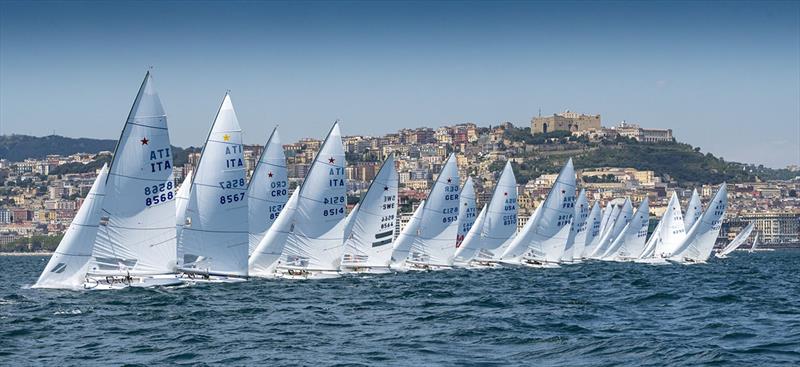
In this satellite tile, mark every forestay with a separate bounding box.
[91,72,177,276]
[34,165,109,289]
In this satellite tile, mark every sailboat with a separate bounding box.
[87,72,182,289]
[602,198,649,261]
[455,177,477,249]
[404,153,461,270]
[684,189,702,230]
[175,171,192,245]
[670,184,728,264]
[578,202,602,260]
[561,189,589,263]
[453,161,517,268]
[247,127,289,255]
[276,121,347,279]
[389,199,426,270]
[176,93,249,281]
[248,189,300,277]
[34,165,109,289]
[716,222,754,258]
[591,198,632,259]
[636,192,685,264]
[339,155,399,274]
[582,202,611,259]
[500,158,576,268]
[749,232,762,253]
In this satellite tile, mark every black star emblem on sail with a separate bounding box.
[140,137,149,145]
[447,177,452,183]
[268,172,273,178]
[384,186,389,191]
[328,157,335,164]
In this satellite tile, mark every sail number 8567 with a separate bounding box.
[220,193,246,205]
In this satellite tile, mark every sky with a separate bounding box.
[0,1,798,168]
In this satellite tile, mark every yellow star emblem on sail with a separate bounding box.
[223,134,230,142]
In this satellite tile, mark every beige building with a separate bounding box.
[611,121,674,143]
[531,110,601,134]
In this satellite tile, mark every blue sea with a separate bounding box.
[1,251,799,366]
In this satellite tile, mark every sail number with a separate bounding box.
[144,181,174,207]
[323,208,345,216]
[220,193,246,204]
[219,178,246,189]
[270,181,287,197]
[269,204,284,220]
[324,196,346,205]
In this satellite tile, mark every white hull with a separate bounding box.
[403,261,453,271]
[83,273,183,290]
[633,257,670,265]
[178,273,247,284]
[520,258,561,268]
[339,265,392,275]
[276,268,342,280]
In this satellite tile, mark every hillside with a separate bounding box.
[0,135,116,161]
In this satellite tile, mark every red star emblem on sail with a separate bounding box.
[140,137,149,145]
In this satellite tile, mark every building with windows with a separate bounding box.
[531,110,601,134]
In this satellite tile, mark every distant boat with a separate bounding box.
[33,165,108,289]
[339,155,399,274]
[561,189,589,263]
[404,153,461,270]
[636,192,686,264]
[177,93,248,282]
[453,161,517,268]
[749,232,765,253]
[500,158,576,268]
[455,177,477,249]
[276,121,347,279]
[592,198,632,259]
[578,201,602,259]
[683,189,702,231]
[670,184,728,264]
[716,222,754,258]
[247,127,289,255]
[603,198,649,261]
[87,72,182,289]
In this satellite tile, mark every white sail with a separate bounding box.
[247,127,289,255]
[279,122,347,272]
[456,177,477,248]
[340,155,399,270]
[407,154,461,267]
[593,199,632,258]
[91,72,177,276]
[672,184,727,262]
[563,189,590,262]
[717,222,754,258]
[454,161,518,263]
[174,171,192,244]
[749,232,760,253]
[177,93,248,276]
[579,202,602,258]
[389,200,426,268]
[248,188,299,277]
[34,165,109,289]
[603,198,649,260]
[499,203,542,263]
[505,159,576,264]
[684,189,702,230]
[583,203,611,258]
[643,192,685,258]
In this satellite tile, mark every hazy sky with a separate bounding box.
[1,1,798,168]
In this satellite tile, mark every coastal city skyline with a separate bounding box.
[1,1,798,168]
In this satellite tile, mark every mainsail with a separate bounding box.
[177,93,248,277]
[454,161,518,263]
[563,189,589,262]
[455,177,477,248]
[717,222,754,258]
[749,232,760,253]
[247,127,288,255]
[340,155,399,270]
[34,165,109,289]
[603,198,649,260]
[672,184,728,262]
[684,189,702,230]
[91,72,177,276]
[592,199,631,258]
[407,154,461,267]
[174,171,192,244]
[503,159,576,264]
[279,122,347,272]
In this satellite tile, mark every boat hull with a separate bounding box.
[83,274,183,290]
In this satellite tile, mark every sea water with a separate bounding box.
[1,251,798,366]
